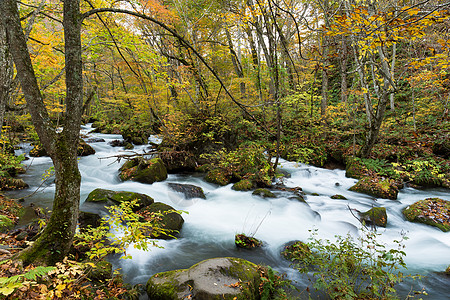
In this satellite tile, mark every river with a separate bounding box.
[7,124,450,299]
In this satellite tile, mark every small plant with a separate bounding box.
[235,233,262,249]
[258,266,292,300]
[297,227,424,300]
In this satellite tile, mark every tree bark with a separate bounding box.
[1,0,82,265]
[0,16,13,134]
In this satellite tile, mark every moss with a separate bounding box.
[360,207,387,227]
[87,260,112,282]
[140,202,184,239]
[349,177,399,200]
[146,269,187,300]
[252,188,275,198]
[85,188,154,210]
[119,157,168,184]
[402,198,450,232]
[235,234,262,249]
[232,179,253,191]
[0,214,14,233]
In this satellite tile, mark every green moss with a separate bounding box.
[146,269,184,300]
[232,179,253,191]
[87,260,112,282]
[403,198,449,232]
[360,207,387,227]
[140,202,184,239]
[349,177,399,200]
[281,241,311,262]
[0,214,14,233]
[85,188,154,210]
[235,234,262,249]
[252,188,275,198]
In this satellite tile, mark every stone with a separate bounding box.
[349,177,399,200]
[235,234,262,250]
[359,207,387,227]
[87,260,112,282]
[85,188,154,211]
[167,183,206,199]
[78,211,102,230]
[403,198,450,232]
[78,139,96,156]
[139,202,184,239]
[232,179,253,191]
[331,194,347,200]
[146,257,261,300]
[159,150,198,173]
[86,138,105,143]
[119,157,168,184]
[252,188,275,198]
[204,169,231,186]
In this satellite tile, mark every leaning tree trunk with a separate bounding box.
[1,0,83,265]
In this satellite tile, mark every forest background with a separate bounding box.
[0,0,449,299]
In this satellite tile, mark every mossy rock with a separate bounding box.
[402,198,450,232]
[119,157,168,184]
[349,177,399,200]
[205,168,231,186]
[281,241,311,262]
[78,139,96,156]
[446,265,450,275]
[345,158,369,179]
[331,194,347,200]
[232,179,253,191]
[159,150,198,173]
[85,188,154,211]
[0,215,14,233]
[78,211,102,230]
[87,260,112,282]
[139,202,184,239]
[311,193,319,196]
[146,257,261,300]
[235,234,262,250]
[252,188,275,198]
[359,207,387,227]
[167,183,206,199]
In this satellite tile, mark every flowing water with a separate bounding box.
[8,124,450,299]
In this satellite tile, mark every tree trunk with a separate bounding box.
[0,19,13,134]
[224,26,246,98]
[1,0,83,265]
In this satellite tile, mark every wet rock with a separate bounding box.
[331,194,347,200]
[85,188,154,211]
[139,202,184,239]
[109,139,126,147]
[403,198,449,232]
[252,188,275,198]
[235,234,262,250]
[119,157,168,184]
[232,179,253,191]
[78,139,96,156]
[359,207,387,227]
[168,183,206,199]
[146,257,261,300]
[0,177,29,191]
[86,137,105,143]
[349,177,399,200]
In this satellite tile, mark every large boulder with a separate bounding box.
[138,202,184,239]
[159,150,198,173]
[85,188,154,211]
[359,207,387,227]
[232,179,254,191]
[119,157,168,184]
[349,177,399,200]
[146,257,261,300]
[168,183,206,199]
[402,198,450,232]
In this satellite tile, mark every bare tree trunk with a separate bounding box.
[340,35,348,103]
[224,25,246,98]
[2,0,83,265]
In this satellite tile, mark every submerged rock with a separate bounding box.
[331,194,347,200]
[349,177,399,200]
[119,157,168,184]
[403,198,450,232]
[359,207,387,227]
[252,188,275,198]
[139,202,184,239]
[85,188,154,211]
[146,257,261,300]
[168,183,206,199]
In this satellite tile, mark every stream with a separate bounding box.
[7,124,450,299]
